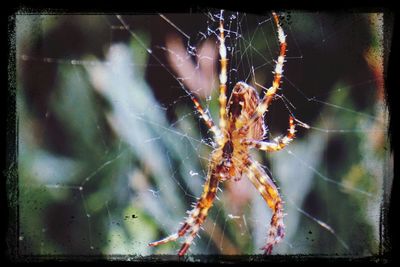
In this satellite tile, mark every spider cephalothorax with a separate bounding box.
[149,11,306,256]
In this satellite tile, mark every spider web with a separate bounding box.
[14,9,392,259]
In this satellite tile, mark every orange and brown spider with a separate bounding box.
[149,11,308,256]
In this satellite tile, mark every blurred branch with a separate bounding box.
[166,33,218,98]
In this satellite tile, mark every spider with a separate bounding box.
[149,11,307,256]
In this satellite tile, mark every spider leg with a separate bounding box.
[238,12,287,134]
[218,11,228,131]
[188,11,228,146]
[149,170,219,256]
[244,116,296,152]
[190,95,222,142]
[257,12,287,114]
[245,158,285,254]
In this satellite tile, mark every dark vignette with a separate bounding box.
[4,0,397,265]
[5,12,19,265]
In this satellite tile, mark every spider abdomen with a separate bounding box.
[227,82,266,141]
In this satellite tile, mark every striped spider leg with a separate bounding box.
[148,10,228,256]
[149,11,300,256]
[244,158,286,254]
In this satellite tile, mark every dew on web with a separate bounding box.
[14,9,392,259]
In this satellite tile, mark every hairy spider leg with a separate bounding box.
[243,116,296,152]
[148,169,219,256]
[238,12,287,135]
[245,159,285,254]
[218,12,228,133]
[178,172,219,256]
[190,95,222,143]
[185,12,231,145]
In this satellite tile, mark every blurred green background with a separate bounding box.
[13,11,392,259]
